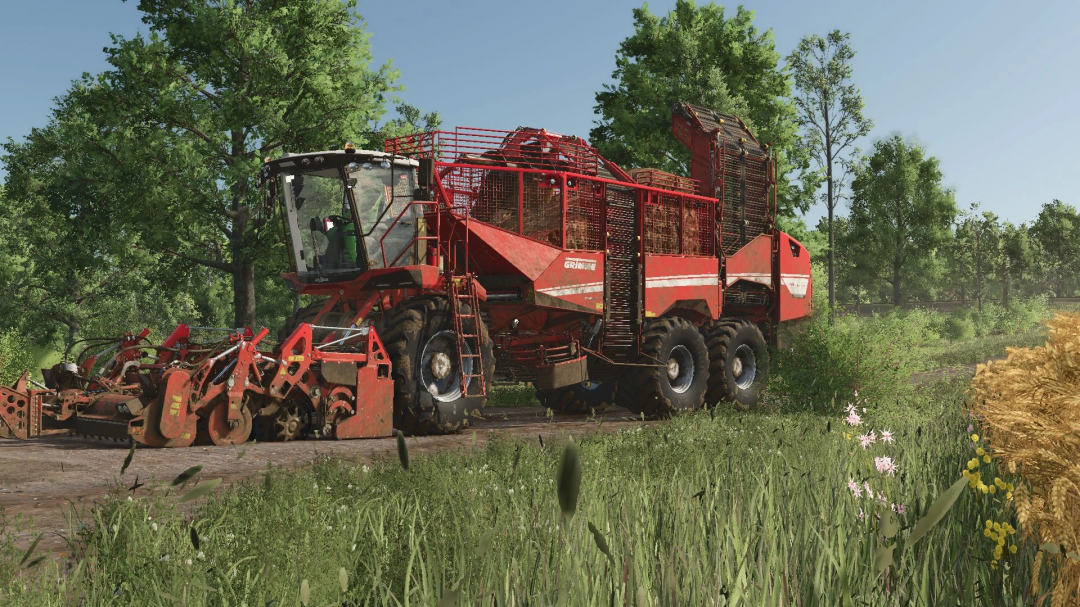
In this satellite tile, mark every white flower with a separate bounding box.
[127,496,132,501]
[196,551,205,561]
[507,488,514,495]
[362,465,370,474]
[111,524,119,533]
[351,543,357,551]
[159,554,170,562]
[185,558,193,566]
[151,522,159,532]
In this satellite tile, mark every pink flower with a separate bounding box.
[845,411,863,427]
[874,456,898,477]
[880,430,894,444]
[892,503,906,514]
[859,432,877,449]
[863,482,874,499]
[847,478,862,498]
[879,494,889,507]
[857,509,867,522]
[967,424,974,433]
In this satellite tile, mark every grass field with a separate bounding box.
[0,326,1063,605]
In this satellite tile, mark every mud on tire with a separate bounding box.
[615,317,709,418]
[702,319,769,411]
[374,296,494,435]
[534,381,614,415]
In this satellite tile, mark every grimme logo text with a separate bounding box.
[563,257,597,271]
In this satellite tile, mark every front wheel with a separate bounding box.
[374,296,494,435]
[615,317,709,418]
[702,319,769,410]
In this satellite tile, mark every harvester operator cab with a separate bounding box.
[267,149,421,284]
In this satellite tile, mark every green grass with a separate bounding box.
[0,376,1059,605]
[487,383,539,407]
[917,326,1048,369]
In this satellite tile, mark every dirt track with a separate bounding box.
[0,406,650,556]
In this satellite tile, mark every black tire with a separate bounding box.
[534,381,614,414]
[614,317,709,418]
[374,296,495,435]
[702,319,769,411]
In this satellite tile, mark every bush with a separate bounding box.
[772,310,931,412]
[941,315,976,341]
[0,330,33,385]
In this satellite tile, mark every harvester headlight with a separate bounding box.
[348,162,359,171]
[380,160,391,169]
[362,163,372,170]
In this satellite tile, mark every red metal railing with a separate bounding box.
[630,168,699,194]
[386,127,603,176]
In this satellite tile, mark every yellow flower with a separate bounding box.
[989,485,997,494]
[971,433,980,442]
[976,447,985,456]
[979,484,989,494]
[983,529,992,537]
[968,459,978,470]
[1010,545,1018,554]
[995,478,1006,489]
[1006,491,1013,500]
[985,519,993,528]
[983,455,991,464]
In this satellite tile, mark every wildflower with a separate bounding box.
[859,432,876,449]
[880,430,894,444]
[151,522,159,532]
[847,479,862,497]
[845,411,863,427]
[976,447,985,456]
[185,558,193,566]
[362,465,370,474]
[874,456,898,477]
[982,455,991,464]
[159,555,170,563]
[967,424,974,433]
[892,503,906,514]
[857,509,867,522]
[863,482,874,499]
[1010,545,1017,554]
[196,551,205,561]
[971,433,979,442]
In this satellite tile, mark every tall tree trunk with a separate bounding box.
[233,262,256,329]
[825,115,835,321]
[892,255,902,306]
[1001,259,1010,307]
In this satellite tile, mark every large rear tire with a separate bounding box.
[374,296,494,435]
[534,381,613,414]
[615,317,709,418]
[702,319,769,411]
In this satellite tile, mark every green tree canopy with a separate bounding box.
[1030,199,1080,297]
[841,136,957,305]
[590,1,813,216]
[3,0,401,329]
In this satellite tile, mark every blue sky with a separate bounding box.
[1,0,1077,227]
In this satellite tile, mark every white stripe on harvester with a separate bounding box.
[536,282,604,297]
[645,274,717,288]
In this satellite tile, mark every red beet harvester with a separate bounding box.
[0,102,812,446]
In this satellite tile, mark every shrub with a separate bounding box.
[0,330,33,386]
[942,315,976,341]
[773,309,931,412]
[969,312,1080,606]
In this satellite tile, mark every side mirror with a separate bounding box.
[418,158,434,189]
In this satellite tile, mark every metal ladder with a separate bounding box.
[449,274,487,397]
[602,186,641,360]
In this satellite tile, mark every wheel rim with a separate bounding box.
[733,343,757,390]
[666,345,694,394]
[420,330,474,403]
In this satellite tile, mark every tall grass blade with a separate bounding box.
[396,430,409,471]
[171,465,203,487]
[907,477,968,546]
[179,478,222,503]
[557,440,581,520]
[120,442,136,475]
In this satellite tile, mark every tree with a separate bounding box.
[1000,221,1037,303]
[1030,200,1080,297]
[787,30,873,314]
[4,0,401,329]
[842,136,957,305]
[591,1,815,216]
[951,203,1002,310]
